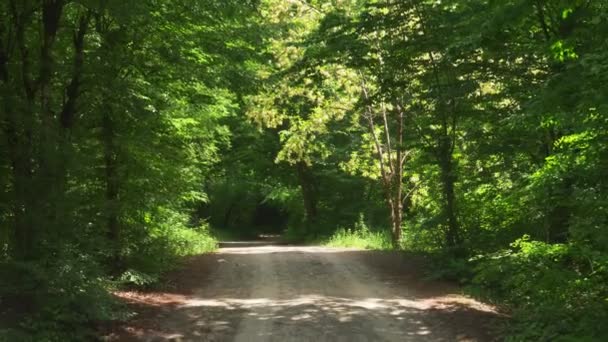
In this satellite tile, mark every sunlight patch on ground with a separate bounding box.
[218,245,364,255]
[180,294,498,314]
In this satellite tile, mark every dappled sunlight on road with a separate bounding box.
[181,294,496,314]
[107,245,504,341]
[138,292,497,341]
[218,244,362,255]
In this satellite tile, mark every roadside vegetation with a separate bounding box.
[323,217,393,250]
[1,0,607,341]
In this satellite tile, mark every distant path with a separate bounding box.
[107,243,503,341]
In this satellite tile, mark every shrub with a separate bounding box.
[120,209,217,287]
[324,217,393,250]
[471,236,608,341]
[0,252,116,341]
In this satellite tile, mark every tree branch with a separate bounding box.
[381,101,394,174]
[535,0,552,42]
[360,72,390,188]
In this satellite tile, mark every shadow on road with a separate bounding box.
[218,234,292,248]
[103,247,506,342]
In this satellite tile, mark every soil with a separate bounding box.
[103,242,505,341]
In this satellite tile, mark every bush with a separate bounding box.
[324,217,393,250]
[0,208,218,341]
[471,236,608,341]
[0,253,116,341]
[120,209,217,287]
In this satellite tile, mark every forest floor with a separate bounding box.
[103,240,506,341]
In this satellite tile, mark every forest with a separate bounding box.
[0,0,607,341]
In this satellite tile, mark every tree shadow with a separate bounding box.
[103,248,506,341]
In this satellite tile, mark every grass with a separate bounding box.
[323,226,393,250]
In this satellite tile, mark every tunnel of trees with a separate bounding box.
[0,0,607,340]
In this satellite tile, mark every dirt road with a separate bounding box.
[108,243,502,341]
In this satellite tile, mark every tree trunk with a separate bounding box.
[296,162,318,227]
[223,202,235,228]
[438,141,460,248]
[4,110,35,260]
[360,77,407,248]
[2,4,38,260]
[389,194,402,247]
[392,104,404,246]
[102,111,122,274]
[546,176,573,243]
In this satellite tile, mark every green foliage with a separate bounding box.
[120,209,217,287]
[0,0,256,339]
[1,0,607,340]
[472,236,608,341]
[0,256,115,341]
[284,0,608,339]
[324,216,392,250]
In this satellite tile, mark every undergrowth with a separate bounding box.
[429,235,608,341]
[0,212,217,341]
[472,236,608,341]
[118,214,218,288]
[323,218,392,250]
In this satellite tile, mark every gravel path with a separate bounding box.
[107,244,503,341]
